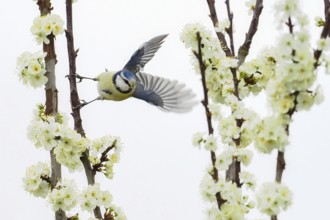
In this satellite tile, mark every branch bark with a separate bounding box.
[194,32,226,209]
[36,1,66,219]
[65,1,102,219]
[205,0,232,56]
[314,6,330,67]
[324,0,330,19]
[225,0,235,56]
[237,0,263,66]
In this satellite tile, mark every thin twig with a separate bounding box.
[65,1,102,218]
[194,32,226,209]
[205,0,232,56]
[36,1,66,219]
[225,0,235,56]
[237,0,263,66]
[92,143,117,173]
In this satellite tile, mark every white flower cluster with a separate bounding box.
[16,51,47,88]
[238,49,276,99]
[200,173,254,219]
[80,184,113,212]
[31,14,64,44]
[24,170,126,218]
[54,127,88,172]
[254,116,288,153]
[256,182,293,216]
[27,105,86,171]
[23,162,51,198]
[49,179,79,212]
[180,23,239,105]
[274,0,299,23]
[192,133,222,152]
[104,205,127,220]
[216,147,253,171]
[219,105,259,148]
[89,135,122,179]
[268,1,324,115]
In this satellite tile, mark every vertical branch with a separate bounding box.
[324,0,330,18]
[314,7,330,67]
[237,0,263,66]
[194,32,225,209]
[275,151,285,183]
[36,1,66,219]
[65,1,102,218]
[205,0,232,56]
[225,0,235,56]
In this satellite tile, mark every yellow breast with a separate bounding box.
[97,71,135,101]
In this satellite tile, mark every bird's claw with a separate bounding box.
[73,100,87,110]
[76,74,84,83]
[75,74,97,82]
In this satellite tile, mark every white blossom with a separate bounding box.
[239,171,256,190]
[23,162,51,198]
[245,0,256,15]
[49,179,79,212]
[31,14,64,44]
[192,132,205,148]
[204,134,218,151]
[16,51,47,88]
[215,149,233,171]
[254,116,288,153]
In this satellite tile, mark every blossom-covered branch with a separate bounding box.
[36,0,66,219]
[237,0,264,66]
[193,32,225,209]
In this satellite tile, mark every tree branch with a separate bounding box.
[237,0,263,66]
[205,0,232,56]
[314,7,330,67]
[194,32,226,209]
[225,0,235,56]
[324,0,330,19]
[92,143,116,173]
[36,1,66,219]
[65,1,102,219]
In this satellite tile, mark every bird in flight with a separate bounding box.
[78,34,196,113]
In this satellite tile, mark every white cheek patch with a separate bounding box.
[116,76,130,91]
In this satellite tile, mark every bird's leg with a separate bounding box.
[76,74,98,82]
[74,97,101,109]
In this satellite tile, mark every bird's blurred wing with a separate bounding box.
[132,72,197,113]
[123,34,168,73]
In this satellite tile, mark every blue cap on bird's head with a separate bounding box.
[120,69,136,81]
[82,34,197,113]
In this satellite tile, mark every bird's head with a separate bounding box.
[113,70,136,93]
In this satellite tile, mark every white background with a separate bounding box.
[1,0,329,219]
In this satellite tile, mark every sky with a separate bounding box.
[1,0,330,219]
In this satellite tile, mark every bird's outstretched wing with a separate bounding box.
[132,72,197,113]
[123,34,168,73]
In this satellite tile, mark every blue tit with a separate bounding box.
[83,34,196,113]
